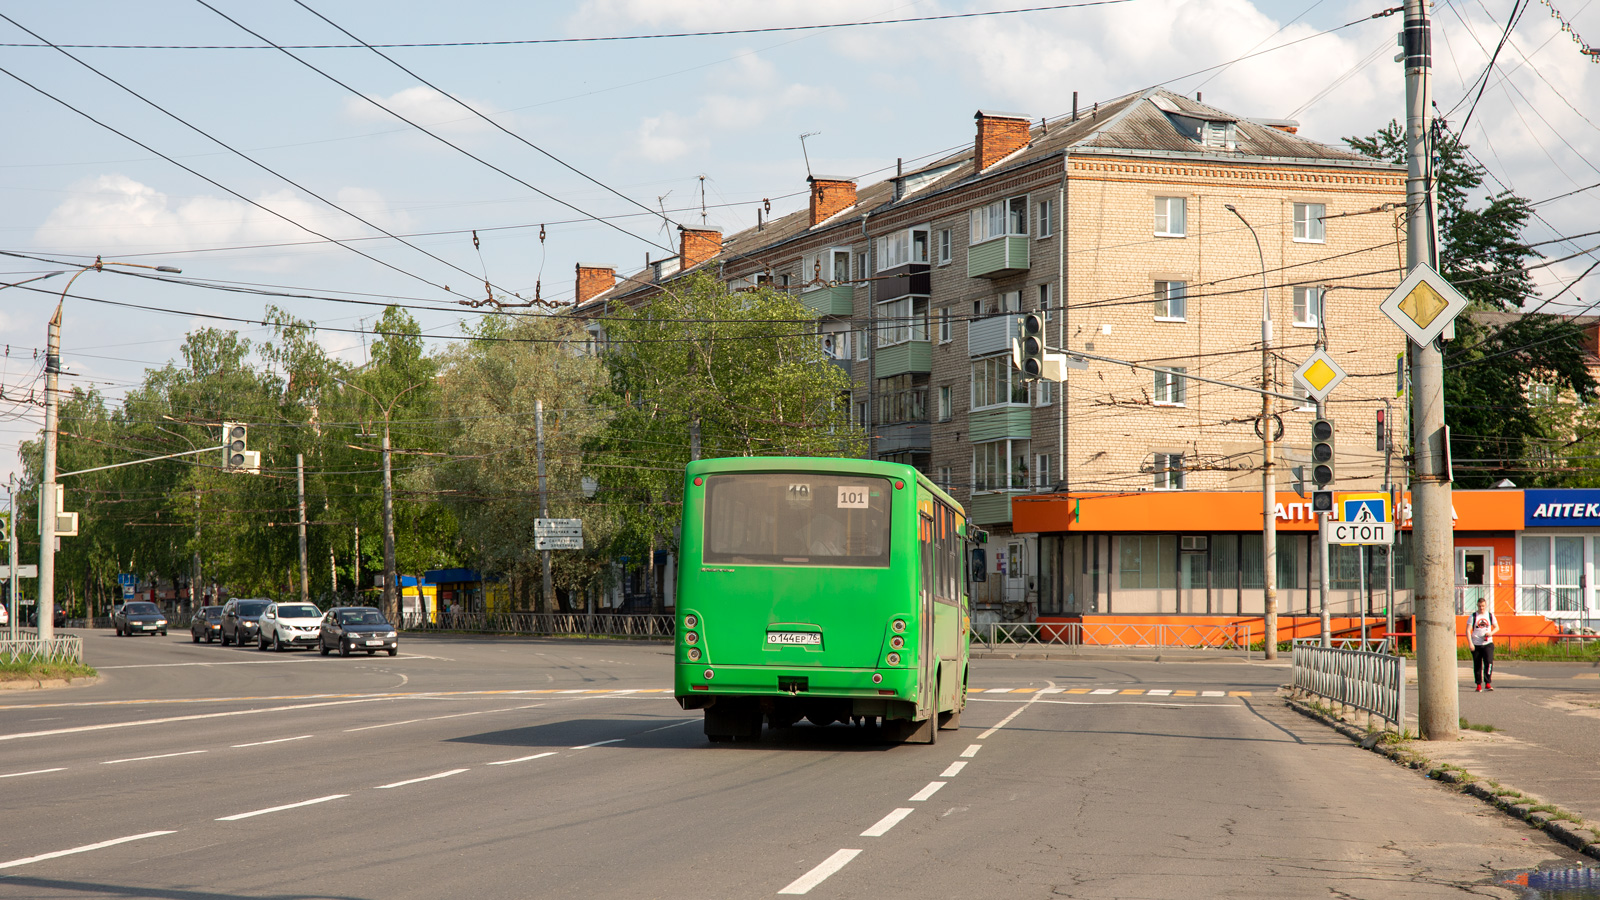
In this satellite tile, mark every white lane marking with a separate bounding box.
[960,744,981,758]
[232,735,313,748]
[571,738,624,750]
[1039,687,1066,694]
[908,781,946,802]
[1147,689,1173,696]
[639,719,698,734]
[1,767,66,778]
[558,690,586,694]
[488,752,558,766]
[1089,689,1118,695]
[0,831,176,871]
[96,654,449,669]
[778,849,861,895]
[343,703,544,733]
[0,697,396,743]
[216,794,347,821]
[968,698,1220,707]
[940,761,967,777]
[376,769,468,790]
[346,718,424,732]
[861,808,914,837]
[102,750,207,765]
[975,677,1056,739]
[983,688,1012,694]
[1202,690,1225,697]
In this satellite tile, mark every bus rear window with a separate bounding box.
[702,473,892,568]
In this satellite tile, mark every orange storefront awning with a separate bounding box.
[1011,490,1524,534]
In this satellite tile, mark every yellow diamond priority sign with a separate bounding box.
[1293,349,1346,402]
[1380,263,1469,346]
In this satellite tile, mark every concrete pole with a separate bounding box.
[8,474,18,642]
[536,399,552,614]
[1227,204,1277,658]
[1404,0,1458,741]
[296,453,309,604]
[381,418,396,624]
[192,489,201,612]
[39,304,60,642]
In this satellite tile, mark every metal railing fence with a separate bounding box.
[0,632,85,665]
[1292,643,1407,728]
[1291,636,1390,654]
[404,612,676,638]
[971,621,1248,651]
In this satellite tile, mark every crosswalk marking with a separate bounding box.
[1202,691,1225,697]
[1174,690,1197,697]
[1146,689,1172,696]
[1090,689,1119,695]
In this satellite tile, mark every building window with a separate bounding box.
[804,248,853,285]
[855,328,869,360]
[937,385,953,421]
[1038,283,1053,322]
[877,296,929,345]
[1154,281,1187,321]
[972,356,1030,409]
[969,195,1029,244]
[936,308,952,343]
[1038,198,1053,238]
[1035,454,1053,490]
[1153,452,1185,490]
[1154,367,1187,406]
[1000,290,1022,313]
[857,251,869,280]
[854,401,868,428]
[912,226,930,264]
[1036,376,1052,407]
[1119,535,1177,590]
[938,229,952,265]
[974,438,1031,492]
[877,373,928,425]
[1521,535,1584,612]
[937,466,953,491]
[1294,202,1326,243]
[1154,196,1186,237]
[1293,286,1322,328]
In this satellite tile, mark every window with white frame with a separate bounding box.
[1038,283,1053,322]
[855,328,870,360]
[857,251,869,280]
[1294,202,1326,242]
[1154,280,1187,321]
[1035,454,1053,490]
[1154,196,1187,237]
[1293,286,1322,328]
[937,385,953,421]
[854,401,868,428]
[937,229,952,265]
[877,231,911,270]
[912,226,929,264]
[1153,452,1185,490]
[1036,377,1052,407]
[937,308,952,343]
[937,466,953,491]
[877,296,929,346]
[1153,367,1187,406]
[1038,198,1054,237]
[972,355,1030,409]
[1000,290,1022,314]
[1520,535,1584,612]
[969,195,1029,244]
[804,248,853,285]
[973,438,1032,492]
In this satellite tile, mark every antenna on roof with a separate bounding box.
[698,175,707,225]
[799,132,821,179]
[655,191,673,244]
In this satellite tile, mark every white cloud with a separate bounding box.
[625,76,833,162]
[342,85,501,136]
[33,175,411,268]
[570,0,894,31]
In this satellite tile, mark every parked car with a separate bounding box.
[220,598,270,646]
[0,603,8,626]
[258,602,324,651]
[190,605,224,643]
[113,601,168,636]
[319,607,398,657]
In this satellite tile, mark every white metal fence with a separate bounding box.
[971,621,1249,651]
[1291,636,1391,654]
[1291,643,1407,728]
[0,631,85,665]
[404,612,676,638]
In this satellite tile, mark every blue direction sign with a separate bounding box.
[117,573,136,588]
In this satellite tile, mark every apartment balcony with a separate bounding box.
[799,283,854,317]
[878,263,930,300]
[874,422,931,455]
[969,406,1032,442]
[967,235,1029,279]
[966,492,1017,525]
[967,314,1015,357]
[875,340,932,378]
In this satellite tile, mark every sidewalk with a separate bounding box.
[971,643,1260,662]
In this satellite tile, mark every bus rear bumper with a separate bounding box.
[674,663,913,711]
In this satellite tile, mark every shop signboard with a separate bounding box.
[1523,489,1600,527]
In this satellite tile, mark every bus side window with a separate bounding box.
[970,547,987,583]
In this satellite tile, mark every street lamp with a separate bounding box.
[38,258,181,642]
[332,376,423,625]
[1225,203,1279,660]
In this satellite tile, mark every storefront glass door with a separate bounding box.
[1455,547,1493,616]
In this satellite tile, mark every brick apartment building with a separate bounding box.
[575,87,1409,622]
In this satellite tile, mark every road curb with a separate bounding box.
[1284,694,1600,860]
[0,675,100,691]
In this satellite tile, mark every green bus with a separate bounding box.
[674,457,979,743]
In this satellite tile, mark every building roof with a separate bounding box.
[583,87,1400,309]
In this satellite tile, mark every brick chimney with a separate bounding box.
[974,110,1032,171]
[678,225,722,271]
[574,263,614,305]
[808,176,857,226]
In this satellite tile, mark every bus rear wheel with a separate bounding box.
[704,700,762,743]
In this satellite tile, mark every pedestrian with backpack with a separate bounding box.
[1468,598,1497,692]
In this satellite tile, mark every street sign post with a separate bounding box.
[0,565,37,579]
[1293,350,1347,403]
[1379,263,1469,347]
[1326,495,1394,545]
[534,518,583,551]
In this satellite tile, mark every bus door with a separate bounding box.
[919,513,937,718]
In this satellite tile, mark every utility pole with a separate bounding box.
[192,489,201,612]
[39,305,61,642]
[297,453,309,604]
[8,474,18,642]
[1404,0,1458,741]
[535,399,552,614]
[381,416,396,624]
[1227,204,1277,659]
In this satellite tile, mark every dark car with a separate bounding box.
[220,598,270,646]
[113,601,168,636]
[190,605,224,643]
[319,607,398,657]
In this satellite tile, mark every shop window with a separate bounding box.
[1240,534,1299,590]
[1119,534,1177,590]
[1520,535,1584,612]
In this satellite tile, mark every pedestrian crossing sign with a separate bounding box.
[1341,495,1388,524]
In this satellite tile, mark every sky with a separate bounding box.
[1,0,1597,491]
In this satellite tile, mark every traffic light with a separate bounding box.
[1015,313,1045,381]
[1311,418,1335,488]
[222,422,248,472]
[1376,408,1387,452]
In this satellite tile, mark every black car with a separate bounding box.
[220,598,270,646]
[113,601,168,636]
[190,605,224,643]
[319,607,398,657]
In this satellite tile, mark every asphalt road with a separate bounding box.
[0,632,1580,899]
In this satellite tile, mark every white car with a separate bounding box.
[257,602,324,651]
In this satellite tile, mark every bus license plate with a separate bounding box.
[767,632,821,646]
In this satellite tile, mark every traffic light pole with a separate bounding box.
[1318,403,1331,648]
